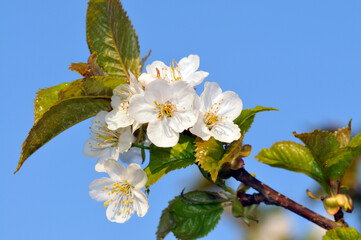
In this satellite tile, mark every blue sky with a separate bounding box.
[1,0,360,239]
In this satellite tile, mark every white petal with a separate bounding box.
[178,54,200,78]
[117,127,133,153]
[171,80,196,107]
[120,147,142,164]
[147,118,179,147]
[200,82,222,110]
[169,110,198,133]
[104,159,127,182]
[95,149,120,172]
[89,177,114,202]
[145,60,168,76]
[92,111,108,127]
[144,79,172,104]
[190,114,212,141]
[128,94,158,123]
[182,71,209,87]
[110,86,129,109]
[127,163,148,189]
[128,70,143,94]
[211,121,241,143]
[83,138,109,158]
[138,73,158,87]
[132,121,142,133]
[106,199,134,223]
[133,189,149,217]
[215,91,243,120]
[105,107,134,130]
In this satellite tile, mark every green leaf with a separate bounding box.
[255,141,327,188]
[156,207,175,240]
[16,76,126,173]
[232,198,244,218]
[293,130,340,171]
[323,227,361,240]
[144,134,195,188]
[197,165,227,190]
[195,137,225,182]
[87,0,141,78]
[333,121,351,148]
[325,146,361,181]
[159,191,224,240]
[34,83,70,122]
[233,106,278,134]
[180,190,228,204]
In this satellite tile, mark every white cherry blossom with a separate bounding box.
[129,79,198,147]
[83,111,133,172]
[138,54,209,87]
[105,71,144,131]
[89,159,149,223]
[190,82,243,143]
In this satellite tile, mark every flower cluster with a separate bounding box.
[84,54,243,223]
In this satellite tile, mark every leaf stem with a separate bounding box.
[132,143,150,150]
[231,168,345,230]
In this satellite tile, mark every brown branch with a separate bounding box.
[231,168,345,230]
[334,209,347,225]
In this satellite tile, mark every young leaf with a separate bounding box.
[255,141,327,188]
[87,0,141,78]
[293,130,340,170]
[323,227,361,240]
[69,52,107,77]
[349,133,361,147]
[233,106,278,134]
[333,121,351,148]
[157,191,224,240]
[195,137,225,182]
[144,134,195,188]
[16,76,126,173]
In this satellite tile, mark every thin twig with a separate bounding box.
[231,168,345,230]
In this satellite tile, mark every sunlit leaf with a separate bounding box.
[195,137,224,182]
[255,141,327,189]
[325,146,361,181]
[87,0,141,78]
[333,120,351,148]
[323,227,361,240]
[16,76,126,173]
[293,130,340,170]
[34,83,70,122]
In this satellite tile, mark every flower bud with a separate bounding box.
[336,194,354,213]
[239,144,252,157]
[231,157,245,170]
[323,196,340,215]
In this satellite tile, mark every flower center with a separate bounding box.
[88,122,122,149]
[156,59,182,83]
[204,99,226,129]
[154,100,177,118]
[102,181,135,215]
